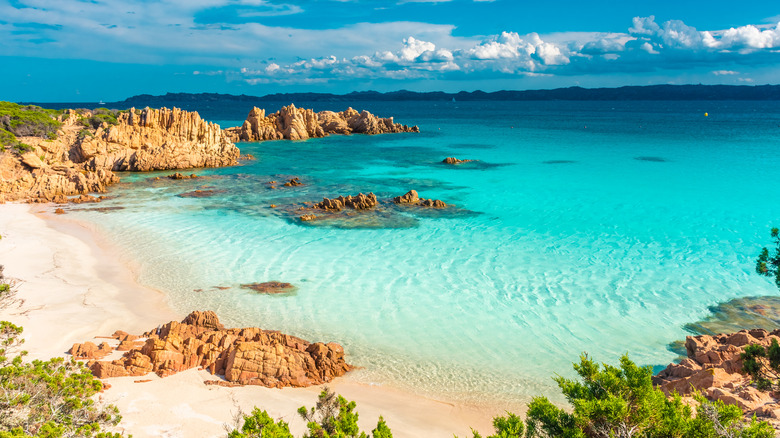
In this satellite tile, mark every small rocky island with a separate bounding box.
[225,104,419,142]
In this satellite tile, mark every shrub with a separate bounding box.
[79,108,120,130]
[229,388,392,438]
[741,340,780,391]
[227,408,294,438]
[0,101,61,140]
[469,354,773,438]
[0,269,123,437]
[756,227,780,289]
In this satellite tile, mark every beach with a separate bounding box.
[0,202,496,438]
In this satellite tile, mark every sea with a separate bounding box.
[62,99,780,410]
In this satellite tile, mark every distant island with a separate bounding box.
[107,84,780,107]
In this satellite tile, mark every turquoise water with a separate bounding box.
[70,100,780,409]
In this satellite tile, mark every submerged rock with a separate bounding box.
[168,172,198,180]
[176,189,226,198]
[240,281,297,294]
[78,310,351,388]
[684,296,780,336]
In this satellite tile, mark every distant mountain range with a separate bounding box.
[114,84,780,106]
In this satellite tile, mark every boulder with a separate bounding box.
[393,190,447,208]
[314,193,378,211]
[69,341,113,360]
[442,157,474,165]
[77,311,351,388]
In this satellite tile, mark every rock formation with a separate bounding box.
[393,190,447,208]
[75,108,238,172]
[168,172,198,180]
[0,108,239,202]
[313,193,378,211]
[442,157,475,165]
[71,311,351,388]
[654,329,780,425]
[225,104,419,142]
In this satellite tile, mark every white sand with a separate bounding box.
[0,203,496,438]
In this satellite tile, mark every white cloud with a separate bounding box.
[640,42,659,54]
[704,22,780,50]
[398,37,436,62]
[1,2,779,87]
[712,70,739,75]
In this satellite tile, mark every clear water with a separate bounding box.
[69,100,780,409]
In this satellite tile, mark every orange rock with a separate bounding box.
[81,310,351,388]
[69,341,113,360]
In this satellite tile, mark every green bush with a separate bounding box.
[0,270,123,437]
[0,101,61,140]
[229,388,392,438]
[741,339,780,391]
[756,227,780,289]
[79,108,120,130]
[227,408,294,438]
[470,354,773,438]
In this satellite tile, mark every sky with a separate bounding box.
[1,0,779,102]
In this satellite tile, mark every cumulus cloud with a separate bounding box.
[1,1,779,86]
[228,14,780,84]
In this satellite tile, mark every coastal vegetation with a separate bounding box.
[228,388,393,438]
[470,354,773,438]
[0,102,62,153]
[755,228,780,289]
[0,267,122,438]
[77,109,121,130]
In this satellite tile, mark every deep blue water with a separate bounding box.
[69,100,780,409]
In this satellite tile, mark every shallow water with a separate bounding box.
[69,100,780,409]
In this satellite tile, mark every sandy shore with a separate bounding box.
[0,203,496,438]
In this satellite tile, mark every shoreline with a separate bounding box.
[0,203,497,437]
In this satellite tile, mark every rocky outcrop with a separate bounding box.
[442,157,475,165]
[75,107,238,172]
[0,151,119,203]
[168,172,198,180]
[393,190,447,208]
[0,107,239,202]
[654,329,780,424]
[74,311,351,388]
[314,193,378,211]
[225,104,419,142]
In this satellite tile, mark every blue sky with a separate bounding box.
[1,0,779,102]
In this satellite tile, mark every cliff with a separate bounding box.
[0,107,239,202]
[224,104,419,142]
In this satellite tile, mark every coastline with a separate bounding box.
[0,203,497,438]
